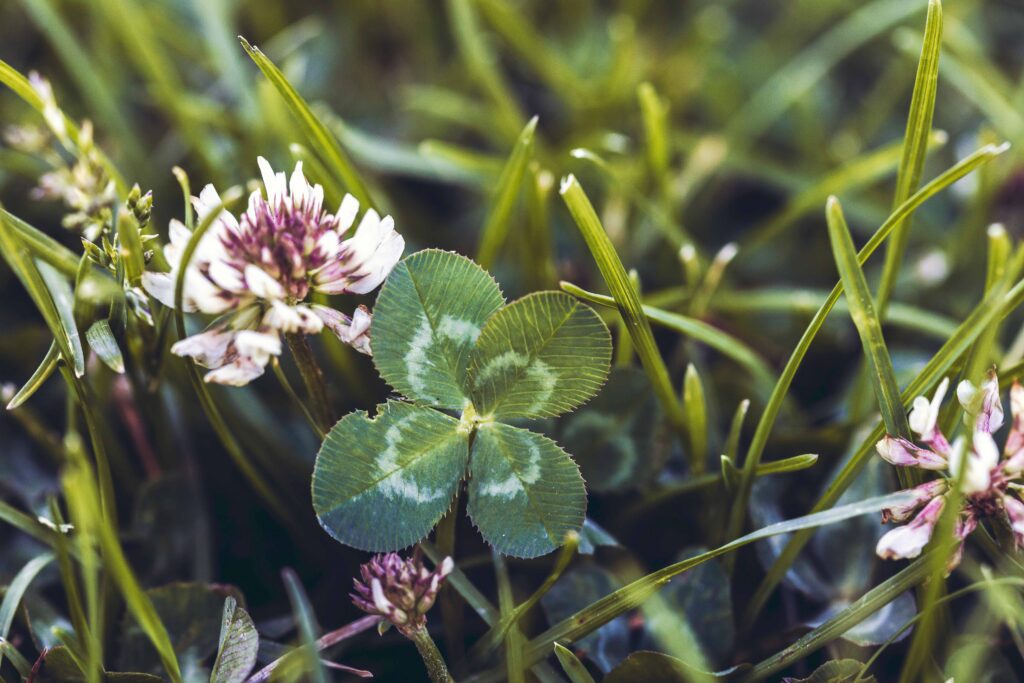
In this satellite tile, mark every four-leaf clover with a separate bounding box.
[312,249,612,557]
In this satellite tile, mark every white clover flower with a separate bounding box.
[143,157,404,385]
[873,370,1024,571]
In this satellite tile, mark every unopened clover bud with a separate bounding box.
[351,552,453,637]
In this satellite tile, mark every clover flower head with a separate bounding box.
[351,552,454,637]
[143,157,404,385]
[874,370,1024,570]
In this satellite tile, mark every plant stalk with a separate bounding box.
[412,628,454,683]
[285,332,333,432]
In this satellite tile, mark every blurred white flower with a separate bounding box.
[144,157,404,385]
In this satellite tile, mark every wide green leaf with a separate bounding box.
[469,292,611,419]
[312,401,469,551]
[559,367,665,492]
[467,422,585,557]
[372,249,504,409]
[210,597,258,683]
[86,320,125,374]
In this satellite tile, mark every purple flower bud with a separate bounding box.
[875,436,947,470]
[351,552,454,637]
[1003,494,1024,548]
[881,479,947,523]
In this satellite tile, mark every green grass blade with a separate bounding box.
[169,188,297,529]
[725,142,1007,597]
[477,116,538,270]
[0,553,55,675]
[239,36,374,207]
[637,83,670,186]
[1,209,80,279]
[738,558,931,682]
[63,433,183,683]
[707,287,959,340]
[561,282,776,396]
[6,340,60,409]
[495,490,919,677]
[445,0,526,143]
[37,260,86,378]
[728,0,926,140]
[281,569,328,683]
[16,0,147,169]
[875,0,943,313]
[743,268,1024,630]
[739,131,946,253]
[683,364,708,475]
[560,176,687,440]
[553,644,595,683]
[826,197,910,438]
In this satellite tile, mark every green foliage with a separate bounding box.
[314,250,610,557]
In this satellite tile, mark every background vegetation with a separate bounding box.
[3,0,1024,680]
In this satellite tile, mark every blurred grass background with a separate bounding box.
[3,0,1024,679]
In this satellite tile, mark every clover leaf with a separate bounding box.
[312,249,612,557]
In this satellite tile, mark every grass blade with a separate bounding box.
[281,569,328,683]
[553,644,595,683]
[726,142,1007,600]
[875,0,943,313]
[477,116,538,270]
[63,432,183,683]
[560,175,687,441]
[825,197,910,439]
[561,282,776,398]
[168,188,297,529]
[738,558,931,682]
[240,36,374,207]
[6,340,60,409]
[464,490,919,680]
[743,266,1024,630]
[683,364,708,475]
[0,553,55,673]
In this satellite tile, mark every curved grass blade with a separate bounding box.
[560,282,776,395]
[477,116,538,270]
[6,340,60,409]
[553,644,595,683]
[459,490,917,681]
[560,176,687,439]
[728,142,1008,607]
[0,209,80,277]
[743,267,1024,630]
[281,569,328,683]
[63,433,183,683]
[739,131,946,253]
[169,187,296,529]
[738,558,931,682]
[825,197,910,439]
[240,36,374,207]
[0,553,55,673]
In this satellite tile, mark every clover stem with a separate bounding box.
[285,332,333,431]
[411,627,454,683]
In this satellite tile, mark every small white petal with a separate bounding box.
[234,329,282,363]
[243,265,285,300]
[336,194,360,233]
[203,358,266,386]
[170,328,233,368]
